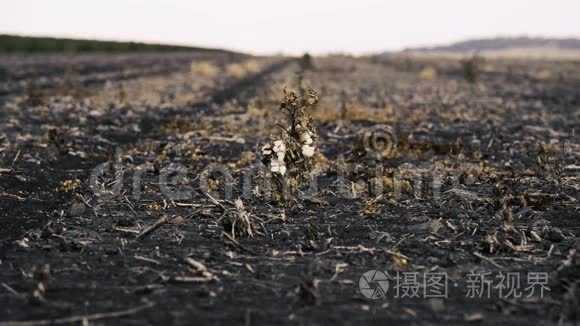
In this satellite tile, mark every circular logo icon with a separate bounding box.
[361,125,397,158]
[359,270,389,299]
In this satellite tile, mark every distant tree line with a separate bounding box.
[0,34,224,53]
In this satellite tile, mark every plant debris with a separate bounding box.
[0,51,578,325]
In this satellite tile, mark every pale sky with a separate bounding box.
[1,0,579,55]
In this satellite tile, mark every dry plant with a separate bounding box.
[419,67,437,80]
[461,54,483,83]
[537,142,568,188]
[222,198,260,238]
[225,60,261,79]
[261,89,319,204]
[190,61,219,77]
[57,179,81,193]
[299,53,315,71]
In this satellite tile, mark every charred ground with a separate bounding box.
[0,52,579,325]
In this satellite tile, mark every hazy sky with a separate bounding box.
[1,0,579,54]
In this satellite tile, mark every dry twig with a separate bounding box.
[136,215,169,240]
[0,301,155,326]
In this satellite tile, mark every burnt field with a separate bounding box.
[0,52,579,325]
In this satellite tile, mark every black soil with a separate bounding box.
[0,52,579,325]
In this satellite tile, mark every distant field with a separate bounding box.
[393,37,580,61]
[0,34,226,53]
[1,43,579,326]
[402,47,580,61]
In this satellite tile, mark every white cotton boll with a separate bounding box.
[273,140,286,161]
[270,160,286,175]
[270,160,280,171]
[262,145,272,155]
[276,151,285,161]
[300,130,314,145]
[301,134,313,145]
[301,145,315,157]
[273,140,285,153]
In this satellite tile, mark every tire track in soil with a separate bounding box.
[0,57,296,246]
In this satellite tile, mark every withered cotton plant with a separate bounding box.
[261,89,319,204]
